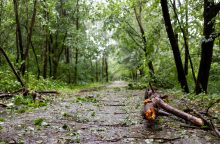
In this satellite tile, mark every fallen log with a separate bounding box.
[144,89,220,137]
[0,93,15,98]
[143,90,204,126]
[0,89,59,100]
[153,97,204,126]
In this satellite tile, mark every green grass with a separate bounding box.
[0,118,5,122]
[34,118,44,126]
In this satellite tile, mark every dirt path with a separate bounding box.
[0,81,219,143]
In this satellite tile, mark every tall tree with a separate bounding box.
[195,0,220,94]
[13,0,38,75]
[42,0,49,79]
[134,2,155,77]
[160,0,189,92]
[170,0,196,84]
[74,0,80,83]
[13,0,24,74]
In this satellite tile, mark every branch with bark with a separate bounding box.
[143,88,220,137]
[0,47,25,87]
[0,88,59,100]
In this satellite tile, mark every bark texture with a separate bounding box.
[160,0,189,93]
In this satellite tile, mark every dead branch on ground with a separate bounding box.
[143,88,220,137]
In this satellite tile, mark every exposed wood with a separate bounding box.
[144,89,220,137]
[153,97,204,126]
[144,90,204,126]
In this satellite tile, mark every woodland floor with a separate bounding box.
[0,81,219,144]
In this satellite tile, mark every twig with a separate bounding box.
[206,98,220,114]
[98,124,127,127]
[95,136,180,143]
[36,90,59,94]
[193,109,220,137]
[180,124,200,129]
[104,104,125,106]
[0,103,7,107]
[149,82,155,93]
[0,93,15,98]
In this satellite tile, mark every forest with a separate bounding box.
[0,0,220,143]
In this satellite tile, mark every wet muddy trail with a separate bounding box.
[0,81,219,143]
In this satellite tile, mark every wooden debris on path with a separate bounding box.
[143,88,220,137]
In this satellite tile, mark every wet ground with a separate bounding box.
[0,81,219,143]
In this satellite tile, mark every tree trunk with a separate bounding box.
[160,0,189,93]
[20,0,37,75]
[105,56,108,82]
[52,60,58,79]
[148,61,155,78]
[195,0,220,94]
[102,55,105,81]
[74,0,80,84]
[43,32,48,79]
[52,32,67,79]
[49,34,53,77]
[43,1,48,79]
[170,0,196,84]
[74,47,78,83]
[96,59,99,82]
[13,0,25,74]
[134,6,155,77]
[15,30,20,63]
[184,0,189,75]
[65,47,70,64]
[31,41,40,79]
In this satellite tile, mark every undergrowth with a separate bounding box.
[0,72,104,92]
